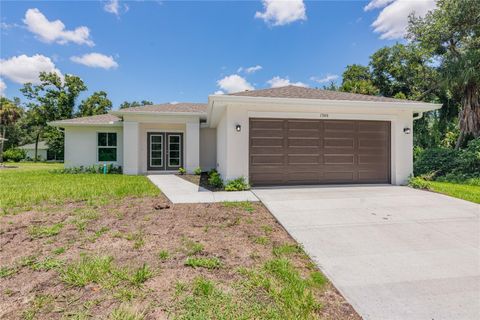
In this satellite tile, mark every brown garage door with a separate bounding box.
[249,118,391,186]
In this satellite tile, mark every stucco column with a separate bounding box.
[123,121,139,175]
[185,120,200,173]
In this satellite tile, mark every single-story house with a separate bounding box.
[50,85,440,186]
[18,141,48,161]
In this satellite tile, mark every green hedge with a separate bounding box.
[414,138,480,179]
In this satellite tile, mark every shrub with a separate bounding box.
[208,171,223,188]
[408,176,431,190]
[178,167,186,175]
[193,167,202,175]
[2,148,26,162]
[414,138,480,179]
[224,177,250,191]
[51,164,122,174]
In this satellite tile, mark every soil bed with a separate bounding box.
[0,194,360,319]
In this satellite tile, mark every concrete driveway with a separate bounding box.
[253,185,480,320]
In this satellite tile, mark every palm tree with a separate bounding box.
[0,97,23,165]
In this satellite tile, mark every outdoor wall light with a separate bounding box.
[235,124,242,132]
[403,127,411,134]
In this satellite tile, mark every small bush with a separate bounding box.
[408,176,431,190]
[208,171,223,188]
[52,164,122,174]
[2,148,26,162]
[178,167,186,175]
[224,177,250,191]
[193,167,202,175]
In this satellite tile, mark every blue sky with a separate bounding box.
[0,0,436,109]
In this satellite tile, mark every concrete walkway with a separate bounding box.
[253,185,480,320]
[147,174,258,203]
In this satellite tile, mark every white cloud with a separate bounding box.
[104,0,129,16]
[214,90,224,95]
[267,76,308,88]
[310,74,339,84]
[365,0,436,39]
[237,65,263,74]
[217,74,254,93]
[364,0,394,11]
[255,0,306,26]
[0,54,62,84]
[23,8,94,46]
[170,101,179,105]
[70,53,118,69]
[0,79,6,97]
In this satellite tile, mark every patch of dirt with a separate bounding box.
[0,194,361,319]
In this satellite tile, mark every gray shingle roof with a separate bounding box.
[228,85,424,104]
[50,114,121,126]
[118,103,207,113]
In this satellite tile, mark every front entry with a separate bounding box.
[147,132,183,171]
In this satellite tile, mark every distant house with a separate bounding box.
[18,141,61,161]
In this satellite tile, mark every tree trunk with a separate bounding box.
[0,126,5,165]
[455,84,480,149]
[34,132,40,162]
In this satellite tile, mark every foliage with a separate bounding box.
[224,176,250,191]
[414,139,480,178]
[52,164,122,174]
[178,167,186,175]
[408,176,431,190]
[20,72,87,160]
[340,64,379,95]
[119,100,153,109]
[0,163,159,211]
[407,0,480,147]
[208,170,223,188]
[0,97,23,163]
[2,148,26,162]
[193,166,202,175]
[78,91,112,117]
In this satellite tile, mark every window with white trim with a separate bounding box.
[98,132,117,161]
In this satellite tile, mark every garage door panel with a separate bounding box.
[250,118,390,186]
[324,121,356,132]
[251,137,283,147]
[250,119,284,130]
[250,129,284,137]
[324,137,355,148]
[287,120,320,130]
[251,155,284,165]
[288,138,320,147]
[324,154,355,165]
[288,155,320,165]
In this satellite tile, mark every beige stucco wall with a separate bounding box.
[64,126,123,168]
[199,127,216,171]
[215,103,414,185]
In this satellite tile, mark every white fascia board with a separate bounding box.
[110,110,207,118]
[48,121,123,128]
[209,95,442,111]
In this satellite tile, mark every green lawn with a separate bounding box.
[426,180,480,204]
[410,177,480,204]
[0,162,159,212]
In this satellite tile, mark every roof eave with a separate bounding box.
[208,94,442,112]
[48,121,123,128]
[110,110,207,117]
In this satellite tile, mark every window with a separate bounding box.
[98,132,117,161]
